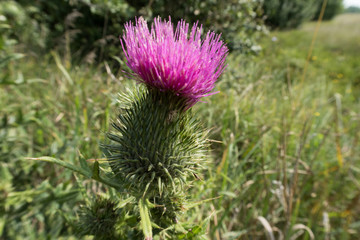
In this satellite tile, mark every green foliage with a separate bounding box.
[133,0,267,53]
[15,0,135,62]
[12,0,266,63]
[263,0,318,29]
[313,0,343,21]
[0,1,23,83]
[0,1,47,52]
[345,6,360,13]
[0,51,119,238]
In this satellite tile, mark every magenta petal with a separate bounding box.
[121,16,228,106]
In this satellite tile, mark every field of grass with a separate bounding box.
[1,14,359,239]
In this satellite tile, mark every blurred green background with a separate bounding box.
[1,0,360,239]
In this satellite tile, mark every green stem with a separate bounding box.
[139,197,153,240]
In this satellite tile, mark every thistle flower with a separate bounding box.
[102,18,227,238]
[121,17,228,107]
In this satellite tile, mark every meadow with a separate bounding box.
[1,13,360,239]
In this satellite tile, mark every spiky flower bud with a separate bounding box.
[76,197,119,239]
[104,87,207,198]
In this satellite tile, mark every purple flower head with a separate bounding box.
[121,17,228,107]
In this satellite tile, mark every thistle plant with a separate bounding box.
[30,16,227,239]
[100,17,227,238]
